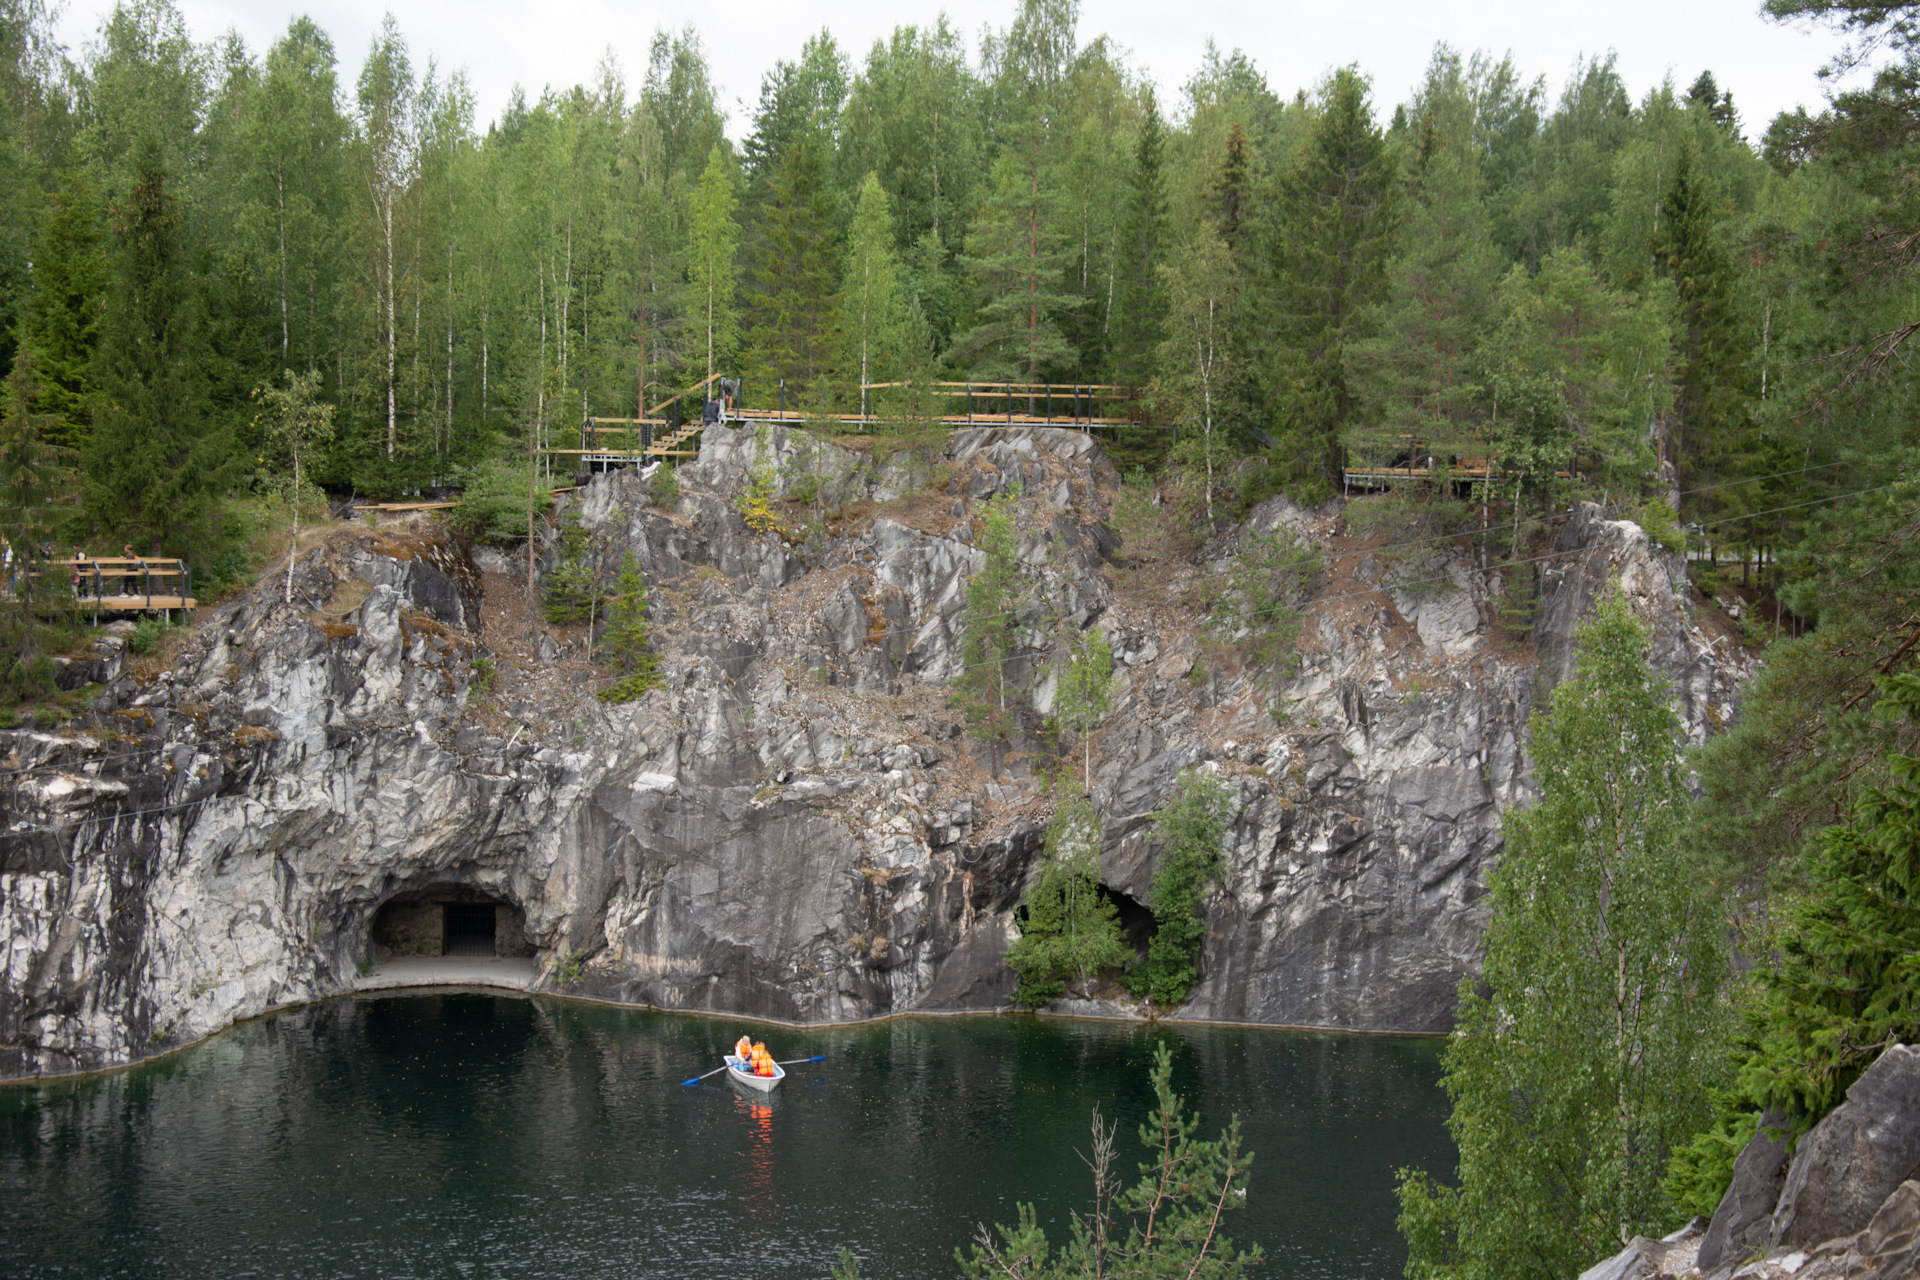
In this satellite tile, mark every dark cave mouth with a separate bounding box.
[370,888,533,959]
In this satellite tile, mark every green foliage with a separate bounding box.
[1004,789,1128,1006]
[1264,68,1399,489]
[251,368,336,604]
[688,144,742,381]
[451,460,551,546]
[597,550,662,704]
[1051,625,1115,792]
[953,488,1033,771]
[1206,526,1320,685]
[542,515,600,625]
[648,464,679,511]
[1668,673,1920,1215]
[1129,768,1236,1006]
[128,616,171,655]
[86,146,232,556]
[1399,592,1730,1280]
[957,1040,1261,1279]
[469,654,496,695]
[743,133,841,388]
[1688,457,1920,888]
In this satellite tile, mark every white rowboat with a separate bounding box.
[725,1054,785,1092]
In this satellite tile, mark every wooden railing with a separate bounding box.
[12,557,196,621]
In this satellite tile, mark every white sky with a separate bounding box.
[53,0,1867,141]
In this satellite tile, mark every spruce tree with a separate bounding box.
[86,146,229,555]
[1398,592,1729,1280]
[1348,136,1500,451]
[743,134,841,393]
[598,550,662,703]
[20,167,109,453]
[1651,144,1752,515]
[1265,68,1399,490]
[1112,86,1168,395]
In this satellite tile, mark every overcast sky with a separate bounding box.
[52,0,1866,141]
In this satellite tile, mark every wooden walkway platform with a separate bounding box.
[22,558,197,620]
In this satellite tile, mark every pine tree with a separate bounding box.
[86,146,229,555]
[1265,68,1399,490]
[1398,592,1729,1280]
[20,167,109,453]
[687,144,741,383]
[958,1040,1261,1279]
[948,148,1080,387]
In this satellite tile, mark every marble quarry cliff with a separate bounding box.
[0,425,1750,1078]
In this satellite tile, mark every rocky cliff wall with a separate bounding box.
[0,425,1748,1078]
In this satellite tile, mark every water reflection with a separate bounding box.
[0,993,1453,1279]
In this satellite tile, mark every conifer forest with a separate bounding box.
[2,0,1920,1275]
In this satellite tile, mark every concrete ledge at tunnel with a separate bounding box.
[353,957,542,992]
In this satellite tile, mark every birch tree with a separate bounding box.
[1398,592,1729,1280]
[355,17,416,463]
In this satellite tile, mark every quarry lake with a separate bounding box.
[0,992,1453,1279]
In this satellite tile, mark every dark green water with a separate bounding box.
[0,993,1453,1279]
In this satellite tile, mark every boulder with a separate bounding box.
[1696,1106,1794,1270]
[1771,1043,1920,1249]
[1575,1218,1705,1280]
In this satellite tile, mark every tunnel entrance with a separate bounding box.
[1100,885,1158,958]
[443,903,498,956]
[370,887,533,960]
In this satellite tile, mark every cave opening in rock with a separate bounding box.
[1100,885,1157,958]
[443,903,497,956]
[370,887,532,960]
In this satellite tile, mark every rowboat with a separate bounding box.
[725,1053,785,1092]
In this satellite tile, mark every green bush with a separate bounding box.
[1004,789,1128,1005]
[128,615,170,654]
[1128,768,1237,1006]
[648,464,678,509]
[451,460,550,545]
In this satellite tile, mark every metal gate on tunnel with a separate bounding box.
[443,903,497,957]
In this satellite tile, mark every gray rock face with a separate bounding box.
[1575,1218,1706,1280]
[1697,1107,1795,1270]
[1771,1043,1920,1249]
[0,426,1749,1078]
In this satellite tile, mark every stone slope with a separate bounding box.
[0,424,1747,1078]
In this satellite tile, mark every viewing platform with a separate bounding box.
[18,558,197,622]
[556,377,1172,470]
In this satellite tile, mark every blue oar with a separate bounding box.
[680,1055,825,1087]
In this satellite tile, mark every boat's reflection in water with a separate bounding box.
[731,1079,779,1257]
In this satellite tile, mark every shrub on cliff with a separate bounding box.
[1398,591,1730,1280]
[597,551,662,703]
